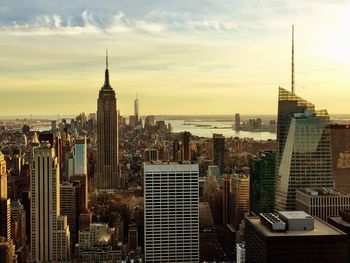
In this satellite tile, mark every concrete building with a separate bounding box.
[144,162,199,263]
[231,174,249,229]
[30,143,70,262]
[96,52,119,189]
[275,87,333,211]
[296,188,350,222]
[245,211,348,263]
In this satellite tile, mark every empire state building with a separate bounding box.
[96,52,119,189]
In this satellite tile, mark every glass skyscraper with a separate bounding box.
[274,87,333,211]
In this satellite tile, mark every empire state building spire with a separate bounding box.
[103,49,111,89]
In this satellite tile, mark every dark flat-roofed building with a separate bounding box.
[245,211,348,263]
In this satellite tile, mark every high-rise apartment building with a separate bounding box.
[231,174,249,229]
[274,87,333,211]
[74,136,87,176]
[213,134,225,174]
[144,162,199,263]
[30,143,70,262]
[250,151,276,215]
[96,52,119,189]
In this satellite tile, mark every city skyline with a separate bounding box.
[1,0,350,116]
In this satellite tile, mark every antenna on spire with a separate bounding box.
[106,49,109,70]
[291,25,295,94]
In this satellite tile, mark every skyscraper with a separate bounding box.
[183,131,191,161]
[231,174,249,229]
[74,136,87,176]
[213,134,225,174]
[30,143,70,262]
[144,162,199,263]
[235,113,240,131]
[134,93,139,125]
[96,51,119,189]
[250,151,276,215]
[274,88,333,211]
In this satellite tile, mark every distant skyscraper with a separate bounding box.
[30,143,70,262]
[74,136,87,176]
[144,162,199,263]
[96,51,119,189]
[213,134,225,173]
[274,87,333,211]
[235,113,240,131]
[134,93,139,124]
[183,131,191,161]
[250,151,276,215]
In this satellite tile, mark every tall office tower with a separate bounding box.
[250,151,276,215]
[296,188,350,222]
[235,113,240,131]
[96,51,119,189]
[231,174,249,229]
[274,87,333,211]
[144,162,199,263]
[11,199,27,247]
[127,223,138,252]
[60,182,78,247]
[172,139,181,161]
[0,152,11,244]
[222,175,231,226]
[330,124,350,193]
[51,120,57,135]
[213,134,225,174]
[74,136,87,176]
[134,94,139,124]
[182,131,191,161]
[245,212,348,263]
[30,143,70,262]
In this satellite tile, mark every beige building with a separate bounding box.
[296,188,350,222]
[30,143,70,262]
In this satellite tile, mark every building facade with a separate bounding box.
[296,188,350,222]
[144,162,199,263]
[250,151,275,215]
[213,134,225,174]
[30,143,70,262]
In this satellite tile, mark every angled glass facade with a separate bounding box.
[275,87,333,211]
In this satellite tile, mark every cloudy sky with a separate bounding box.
[0,0,349,116]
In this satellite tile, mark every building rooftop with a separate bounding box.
[298,188,349,197]
[278,211,313,220]
[247,216,346,237]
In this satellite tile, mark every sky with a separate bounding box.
[0,0,350,116]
